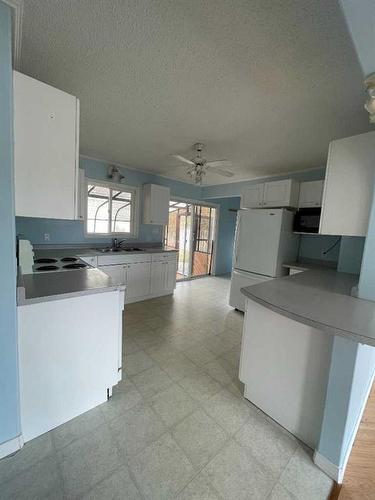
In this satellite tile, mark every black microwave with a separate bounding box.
[293,207,321,233]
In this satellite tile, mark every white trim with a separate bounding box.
[80,154,325,189]
[3,0,23,70]
[84,177,140,239]
[314,366,375,484]
[0,434,24,460]
[202,166,326,187]
[80,154,200,186]
[313,451,343,483]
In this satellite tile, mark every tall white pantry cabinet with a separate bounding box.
[13,71,80,220]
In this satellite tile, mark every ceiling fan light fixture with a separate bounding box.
[172,142,234,183]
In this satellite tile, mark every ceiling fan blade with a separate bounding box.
[206,165,234,177]
[171,154,195,166]
[205,160,232,169]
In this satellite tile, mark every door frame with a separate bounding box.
[164,196,220,278]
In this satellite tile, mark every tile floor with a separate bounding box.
[0,276,333,499]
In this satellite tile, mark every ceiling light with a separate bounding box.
[108,165,124,183]
[364,73,375,123]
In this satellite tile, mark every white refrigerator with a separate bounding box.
[229,209,299,311]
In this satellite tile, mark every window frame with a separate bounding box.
[84,177,140,238]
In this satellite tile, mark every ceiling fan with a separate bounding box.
[171,143,234,184]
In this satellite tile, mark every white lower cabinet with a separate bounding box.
[151,258,177,294]
[126,262,151,300]
[150,261,165,294]
[165,260,177,290]
[98,252,177,304]
[98,264,126,286]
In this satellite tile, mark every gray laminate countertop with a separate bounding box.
[282,259,337,272]
[241,269,375,347]
[34,246,178,259]
[17,268,125,305]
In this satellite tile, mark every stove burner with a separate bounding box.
[34,258,58,264]
[60,257,78,262]
[36,265,59,271]
[62,263,87,270]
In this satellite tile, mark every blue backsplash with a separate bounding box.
[298,234,341,263]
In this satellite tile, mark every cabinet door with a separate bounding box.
[241,184,264,208]
[320,131,375,236]
[98,265,126,286]
[143,184,170,224]
[164,260,177,291]
[150,261,165,294]
[263,179,299,208]
[298,181,324,208]
[151,185,170,224]
[126,262,151,300]
[13,71,79,219]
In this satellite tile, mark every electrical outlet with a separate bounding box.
[44,233,50,241]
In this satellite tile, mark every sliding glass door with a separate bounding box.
[164,199,217,281]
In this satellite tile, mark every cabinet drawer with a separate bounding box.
[97,253,152,266]
[151,252,178,262]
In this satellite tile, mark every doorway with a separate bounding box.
[164,199,217,281]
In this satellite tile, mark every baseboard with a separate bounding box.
[314,451,344,483]
[0,434,24,460]
[340,365,375,476]
[125,290,173,304]
[314,365,375,484]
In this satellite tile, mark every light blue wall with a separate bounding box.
[338,237,365,275]
[340,0,375,76]
[16,157,203,245]
[298,235,341,264]
[0,1,21,445]
[210,197,241,275]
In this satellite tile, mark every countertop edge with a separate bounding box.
[17,283,126,306]
[241,287,375,347]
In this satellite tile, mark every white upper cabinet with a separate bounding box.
[262,179,299,208]
[143,184,170,224]
[242,179,299,209]
[13,71,80,220]
[320,131,375,237]
[241,183,264,208]
[298,180,324,208]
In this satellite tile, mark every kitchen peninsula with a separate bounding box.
[239,268,375,459]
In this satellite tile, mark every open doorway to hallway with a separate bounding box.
[164,199,217,281]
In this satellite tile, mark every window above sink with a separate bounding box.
[85,178,140,238]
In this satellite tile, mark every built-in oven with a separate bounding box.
[293,207,321,233]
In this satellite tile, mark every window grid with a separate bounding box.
[86,180,137,236]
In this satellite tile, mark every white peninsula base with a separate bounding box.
[239,298,333,449]
[18,289,124,442]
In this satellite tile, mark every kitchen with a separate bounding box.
[2,1,375,499]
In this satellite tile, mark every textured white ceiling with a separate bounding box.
[20,0,370,185]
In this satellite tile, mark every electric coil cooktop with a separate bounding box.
[33,257,90,273]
